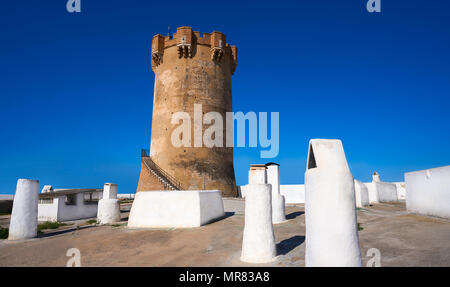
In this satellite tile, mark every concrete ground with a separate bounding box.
[0,199,449,267]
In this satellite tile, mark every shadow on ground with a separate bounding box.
[286,211,304,220]
[37,225,96,238]
[276,235,305,256]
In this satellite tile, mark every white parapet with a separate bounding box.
[97,183,121,224]
[305,139,362,267]
[38,192,100,222]
[393,182,406,200]
[241,184,305,204]
[279,184,305,204]
[9,179,39,240]
[365,181,398,203]
[405,166,450,219]
[266,163,286,224]
[117,193,135,200]
[376,182,398,202]
[127,190,225,228]
[365,182,378,203]
[37,197,59,222]
[354,179,369,208]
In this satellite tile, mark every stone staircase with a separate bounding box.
[142,155,185,191]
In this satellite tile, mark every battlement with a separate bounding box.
[151,26,237,74]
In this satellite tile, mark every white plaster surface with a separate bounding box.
[38,192,99,222]
[248,166,267,184]
[58,193,99,221]
[266,164,286,223]
[97,199,120,224]
[97,183,121,224]
[38,197,59,222]
[127,190,225,228]
[365,181,398,203]
[405,166,450,219]
[305,139,362,267]
[240,184,305,204]
[238,185,248,198]
[9,179,39,240]
[376,182,398,202]
[117,193,135,200]
[103,183,118,199]
[354,180,369,207]
[393,182,406,200]
[241,184,276,263]
[365,182,378,203]
[279,185,305,204]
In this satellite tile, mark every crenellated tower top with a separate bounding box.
[151,26,238,74]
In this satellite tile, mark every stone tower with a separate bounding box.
[136,26,238,197]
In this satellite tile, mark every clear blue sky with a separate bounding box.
[1,0,449,194]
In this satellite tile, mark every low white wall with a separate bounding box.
[38,198,59,222]
[128,190,225,228]
[280,185,305,204]
[239,184,305,204]
[405,166,450,219]
[354,180,369,207]
[393,182,406,200]
[365,182,378,203]
[57,193,98,221]
[0,195,14,200]
[38,193,99,222]
[117,193,135,200]
[376,182,398,202]
[365,182,398,203]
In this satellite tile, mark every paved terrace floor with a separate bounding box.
[0,199,449,267]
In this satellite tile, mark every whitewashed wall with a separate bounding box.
[0,195,14,200]
[239,184,305,204]
[393,182,406,200]
[38,193,99,222]
[354,180,369,207]
[57,193,98,221]
[280,185,305,204]
[365,182,398,203]
[365,182,378,203]
[117,193,135,200]
[375,182,398,202]
[128,190,225,228]
[405,166,450,219]
[38,198,59,222]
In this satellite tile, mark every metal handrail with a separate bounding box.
[142,156,185,190]
[141,149,149,158]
